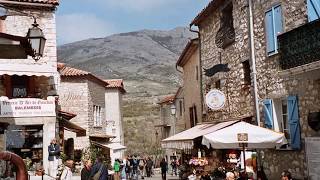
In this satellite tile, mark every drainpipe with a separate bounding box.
[248,0,260,126]
[189,24,204,122]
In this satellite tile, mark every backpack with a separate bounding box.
[92,165,103,180]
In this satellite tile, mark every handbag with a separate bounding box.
[92,165,103,180]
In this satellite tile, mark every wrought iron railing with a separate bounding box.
[278,19,320,70]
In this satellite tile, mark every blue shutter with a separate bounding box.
[265,10,275,55]
[274,5,283,51]
[287,96,301,150]
[263,99,273,129]
[307,0,320,22]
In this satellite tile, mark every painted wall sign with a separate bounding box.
[0,96,56,117]
[205,89,226,110]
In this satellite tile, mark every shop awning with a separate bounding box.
[0,63,58,77]
[202,121,287,149]
[92,141,126,150]
[161,120,239,149]
[89,134,115,139]
[59,118,86,137]
[91,141,126,151]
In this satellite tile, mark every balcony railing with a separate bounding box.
[278,19,320,70]
[0,96,56,118]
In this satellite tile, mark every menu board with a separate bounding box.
[305,137,320,180]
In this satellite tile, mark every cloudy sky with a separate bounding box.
[56,0,211,45]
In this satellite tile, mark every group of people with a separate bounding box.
[124,155,155,179]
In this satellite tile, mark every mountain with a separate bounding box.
[58,27,195,154]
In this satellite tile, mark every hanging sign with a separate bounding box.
[205,89,226,110]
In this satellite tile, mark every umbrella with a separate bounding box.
[202,121,287,172]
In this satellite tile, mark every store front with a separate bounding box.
[0,97,57,177]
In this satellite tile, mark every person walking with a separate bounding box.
[160,158,168,180]
[114,159,121,180]
[139,158,146,179]
[90,157,108,180]
[145,157,153,177]
[125,157,132,180]
[60,159,73,180]
[48,138,60,178]
[81,159,92,180]
[132,155,139,179]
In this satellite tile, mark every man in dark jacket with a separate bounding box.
[90,157,108,180]
[160,158,168,180]
[48,138,60,178]
[146,157,153,177]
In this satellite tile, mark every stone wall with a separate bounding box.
[87,79,106,135]
[197,0,317,179]
[199,0,252,123]
[58,77,90,149]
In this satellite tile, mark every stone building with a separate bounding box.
[191,0,320,179]
[0,0,59,175]
[57,63,126,164]
[176,38,202,129]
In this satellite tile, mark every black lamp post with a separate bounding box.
[27,19,46,61]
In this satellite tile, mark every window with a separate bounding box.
[307,0,320,22]
[263,96,301,150]
[179,100,183,116]
[215,80,221,89]
[189,105,198,128]
[265,5,283,56]
[242,60,251,85]
[93,105,102,126]
[196,66,199,81]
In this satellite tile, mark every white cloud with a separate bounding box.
[56,13,116,45]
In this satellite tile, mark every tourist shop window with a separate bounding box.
[263,96,301,150]
[242,60,251,85]
[265,5,283,56]
[307,0,320,22]
[2,75,36,98]
[93,105,102,126]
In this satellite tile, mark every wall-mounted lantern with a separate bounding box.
[27,19,46,61]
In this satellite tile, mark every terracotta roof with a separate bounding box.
[3,0,59,5]
[105,79,126,93]
[176,38,199,67]
[190,0,223,26]
[158,87,183,105]
[58,63,109,88]
[158,94,175,105]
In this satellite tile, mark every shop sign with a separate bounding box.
[0,96,56,117]
[205,89,226,110]
[237,133,248,141]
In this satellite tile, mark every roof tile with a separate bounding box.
[105,79,126,93]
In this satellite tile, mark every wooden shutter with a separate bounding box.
[274,5,283,50]
[307,0,320,22]
[265,9,275,55]
[263,99,273,129]
[287,95,301,150]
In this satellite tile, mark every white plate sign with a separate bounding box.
[205,89,226,110]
